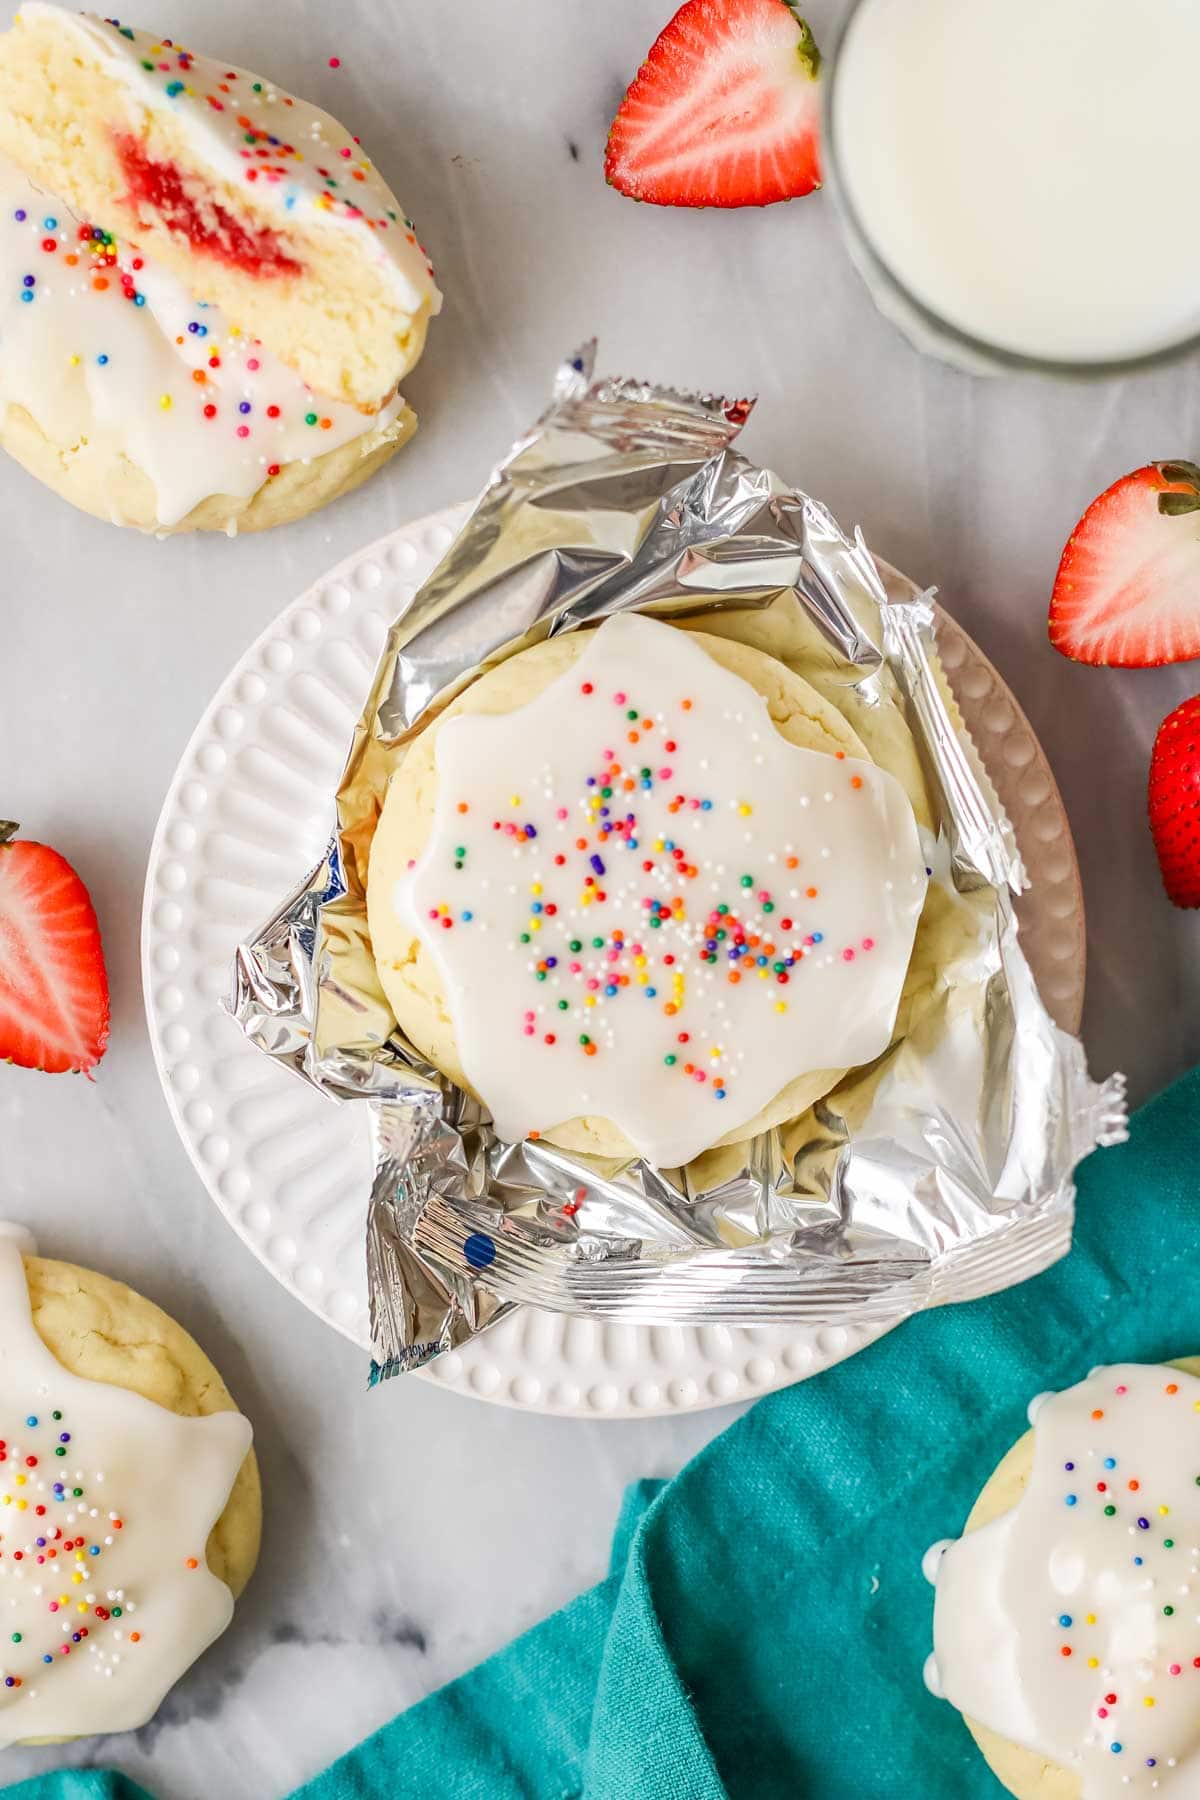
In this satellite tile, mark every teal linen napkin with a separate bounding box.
[8,1066,1198,1800]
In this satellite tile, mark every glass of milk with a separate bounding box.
[826,0,1200,375]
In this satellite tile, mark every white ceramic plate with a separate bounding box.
[142,504,1085,1418]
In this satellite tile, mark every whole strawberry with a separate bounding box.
[0,821,110,1073]
[1148,697,1200,908]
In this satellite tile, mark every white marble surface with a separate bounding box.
[1,0,1198,1794]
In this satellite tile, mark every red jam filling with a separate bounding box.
[113,134,302,276]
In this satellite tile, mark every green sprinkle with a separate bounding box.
[10,1634,20,1645]
[717,903,729,916]
[715,929,726,941]
[763,901,775,913]
[569,940,582,953]
[557,1000,568,1011]
[626,709,638,721]
[640,768,652,780]
[592,937,604,949]
[305,411,318,426]
[252,81,263,92]
[740,875,753,888]
[111,1607,121,1619]
[774,961,787,973]
[1104,1504,1116,1516]
[51,1412,61,1422]
[243,132,257,144]
[54,1447,65,1458]
[664,1054,677,1066]
[649,916,661,928]
[578,1034,590,1046]
[454,846,466,859]
[535,970,547,982]
[600,786,613,799]
[519,932,531,944]
[72,1488,82,1499]
[1165,1538,1175,1548]
[1165,1605,1176,1616]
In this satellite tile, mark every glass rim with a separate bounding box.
[822,0,1200,380]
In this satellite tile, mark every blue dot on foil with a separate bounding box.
[463,1233,496,1271]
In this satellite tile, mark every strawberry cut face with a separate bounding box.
[606,0,822,209]
[114,133,303,277]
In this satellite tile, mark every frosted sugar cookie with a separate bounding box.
[0,5,439,409]
[367,611,929,1168]
[925,1361,1200,1798]
[0,1228,258,1745]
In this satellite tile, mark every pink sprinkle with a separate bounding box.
[586,979,600,992]
[757,890,770,903]
[569,961,582,973]
[1116,1385,1128,1395]
[660,768,674,781]
[523,1026,535,1037]
[427,909,439,920]
[842,948,856,962]
[1171,1665,1182,1676]
[602,748,614,760]
[607,949,620,963]
[247,357,260,371]
[613,692,626,705]
[641,896,655,909]
[406,858,416,870]
[236,424,250,438]
[694,1070,706,1083]
[1098,1707,1109,1719]
[329,55,341,67]
[862,937,875,951]
[339,146,352,158]
[48,1603,58,1614]
[556,807,568,820]
[524,1011,535,1022]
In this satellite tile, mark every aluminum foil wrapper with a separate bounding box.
[228,344,1127,1380]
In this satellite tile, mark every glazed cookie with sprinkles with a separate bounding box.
[0,1224,259,1744]
[925,1361,1200,1798]
[367,610,930,1169]
[0,5,440,531]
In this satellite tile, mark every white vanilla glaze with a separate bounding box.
[395,612,928,1166]
[0,154,403,525]
[0,1231,250,1745]
[23,3,440,317]
[928,1365,1200,1795]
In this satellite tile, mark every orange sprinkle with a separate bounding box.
[320,417,333,430]
[457,802,469,814]
[627,731,640,744]
[786,856,799,869]
[64,252,78,266]
[528,1130,541,1141]
[728,972,741,985]
[192,369,207,384]
[1129,1479,1140,1491]
[184,1558,199,1571]
[130,1632,141,1644]
[681,699,693,710]
[91,276,108,291]
[664,1002,678,1016]
[806,886,818,898]
[835,750,846,760]
[850,776,864,790]
[641,718,654,731]
[583,1043,597,1057]
[1166,1383,1179,1394]
[1092,1409,1104,1421]
[575,837,588,851]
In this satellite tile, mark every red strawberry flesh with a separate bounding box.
[1148,695,1200,909]
[605,0,822,209]
[0,825,110,1075]
[1050,462,1200,668]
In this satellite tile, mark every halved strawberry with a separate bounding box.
[1149,695,1200,908]
[0,822,110,1075]
[605,0,821,208]
[1049,462,1200,668]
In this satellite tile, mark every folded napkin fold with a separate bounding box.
[8,1066,1198,1800]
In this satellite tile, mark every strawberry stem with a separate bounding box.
[784,8,822,80]
[0,822,18,848]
